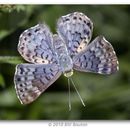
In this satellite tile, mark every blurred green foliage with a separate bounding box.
[0,5,130,120]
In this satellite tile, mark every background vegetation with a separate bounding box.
[0,5,130,120]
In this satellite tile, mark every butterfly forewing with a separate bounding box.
[57,12,93,57]
[14,63,61,104]
[73,36,119,74]
[18,24,57,64]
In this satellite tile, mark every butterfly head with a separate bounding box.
[64,69,73,78]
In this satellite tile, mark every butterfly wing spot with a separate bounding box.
[73,36,119,74]
[76,40,87,53]
[14,63,61,104]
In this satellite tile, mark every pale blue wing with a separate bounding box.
[57,12,93,57]
[14,63,61,104]
[18,24,57,64]
[73,36,119,74]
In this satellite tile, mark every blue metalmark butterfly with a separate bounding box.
[14,12,119,110]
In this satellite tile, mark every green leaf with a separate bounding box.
[0,56,23,64]
[0,74,5,87]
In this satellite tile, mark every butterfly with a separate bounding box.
[14,12,119,110]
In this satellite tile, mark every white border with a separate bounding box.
[0,121,130,130]
[0,0,130,4]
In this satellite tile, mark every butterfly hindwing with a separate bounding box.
[18,24,57,64]
[14,63,61,104]
[73,36,119,74]
[57,12,93,57]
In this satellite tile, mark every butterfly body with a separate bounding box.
[53,34,73,77]
[14,12,119,105]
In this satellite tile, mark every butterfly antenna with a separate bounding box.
[68,78,71,111]
[70,77,86,107]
